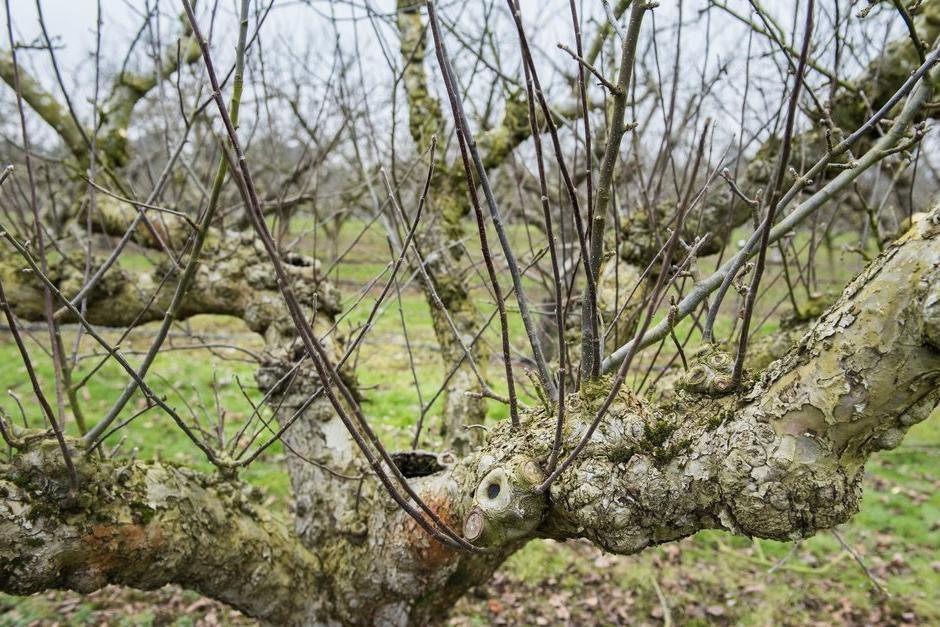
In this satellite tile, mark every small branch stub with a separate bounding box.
[462,456,547,547]
[463,508,485,542]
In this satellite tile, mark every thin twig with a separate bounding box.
[3,3,77,490]
[731,0,814,388]
[556,43,619,94]
[582,0,648,380]
[85,0,252,444]
[427,0,555,403]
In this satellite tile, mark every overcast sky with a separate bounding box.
[0,1,908,160]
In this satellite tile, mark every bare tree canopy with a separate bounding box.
[0,0,939,624]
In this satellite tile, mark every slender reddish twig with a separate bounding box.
[3,4,77,490]
[731,0,814,388]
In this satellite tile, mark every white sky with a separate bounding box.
[0,1,908,159]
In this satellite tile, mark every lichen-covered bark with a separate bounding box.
[219,209,940,624]
[0,207,338,334]
[252,330,512,624]
[97,31,201,169]
[255,330,363,549]
[81,193,196,249]
[469,208,940,556]
[830,1,940,133]
[0,436,322,625]
[3,5,940,623]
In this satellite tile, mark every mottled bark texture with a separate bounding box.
[0,198,339,335]
[500,209,939,551]
[0,50,88,159]
[0,435,323,625]
[539,213,940,550]
[2,4,940,623]
[4,208,936,625]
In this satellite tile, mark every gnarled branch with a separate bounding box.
[0,436,322,625]
[0,50,89,158]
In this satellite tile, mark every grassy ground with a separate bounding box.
[0,218,938,625]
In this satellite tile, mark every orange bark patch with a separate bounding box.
[403,493,460,571]
[82,524,156,575]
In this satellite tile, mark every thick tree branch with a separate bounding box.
[396,2,585,197]
[543,210,940,550]
[1,212,936,626]
[0,436,322,625]
[382,211,938,604]
[0,227,339,334]
[449,209,940,556]
[397,0,446,155]
[253,210,940,625]
[99,29,201,151]
[829,0,940,132]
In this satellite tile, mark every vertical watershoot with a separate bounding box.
[581,0,649,381]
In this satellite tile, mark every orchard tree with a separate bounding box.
[0,0,939,624]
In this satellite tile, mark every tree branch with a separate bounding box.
[619,1,940,268]
[0,228,339,333]
[0,435,322,625]
[0,50,89,158]
[448,209,940,554]
[2,212,936,626]
[395,0,493,450]
[544,210,940,550]
[95,17,201,168]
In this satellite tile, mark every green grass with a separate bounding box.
[1,216,938,625]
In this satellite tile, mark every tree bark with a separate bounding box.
[0,205,339,335]
[0,435,323,625]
